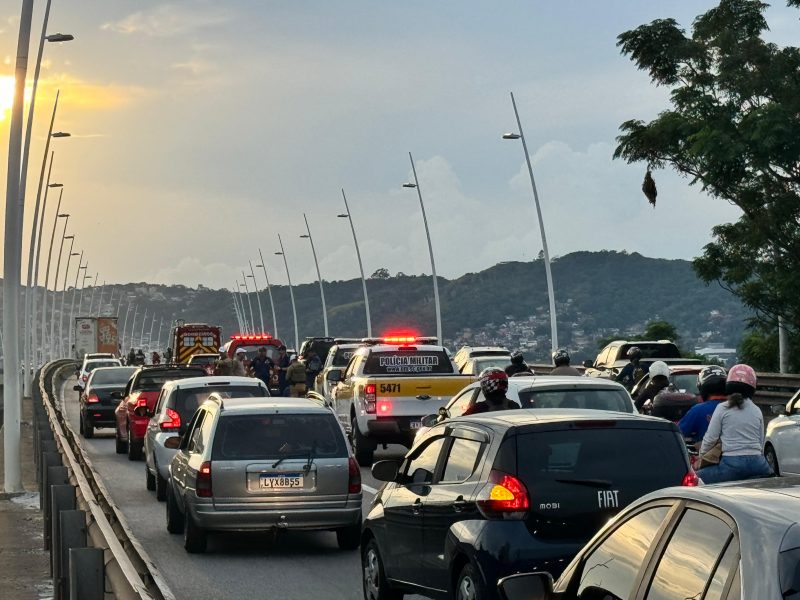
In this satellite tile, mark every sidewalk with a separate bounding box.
[0,393,53,599]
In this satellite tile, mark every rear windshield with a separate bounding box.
[212,413,347,461]
[90,367,137,385]
[517,388,632,412]
[170,385,266,423]
[621,343,681,360]
[508,427,686,539]
[472,357,512,371]
[188,355,218,365]
[133,369,204,391]
[364,350,454,375]
[332,347,358,367]
[86,361,120,372]
[671,373,700,394]
[231,344,280,362]
[303,340,334,361]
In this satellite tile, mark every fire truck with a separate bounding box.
[169,321,222,364]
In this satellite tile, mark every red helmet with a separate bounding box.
[479,367,508,395]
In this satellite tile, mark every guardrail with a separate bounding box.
[34,359,175,600]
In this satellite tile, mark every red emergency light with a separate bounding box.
[231,334,273,341]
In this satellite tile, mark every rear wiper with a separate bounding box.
[554,477,613,488]
[271,452,305,469]
[303,440,317,474]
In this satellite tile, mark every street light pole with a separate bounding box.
[67,253,85,356]
[231,289,244,332]
[339,189,371,337]
[241,274,256,334]
[257,248,278,338]
[31,159,58,367]
[156,318,164,352]
[121,301,132,352]
[139,308,148,348]
[403,152,442,343]
[93,279,104,315]
[129,305,139,350]
[276,234,299,351]
[77,269,90,315]
[503,91,558,352]
[88,273,99,314]
[58,243,78,356]
[248,261,265,332]
[148,314,156,352]
[48,219,69,359]
[3,0,35,493]
[300,213,328,336]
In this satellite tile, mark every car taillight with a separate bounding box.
[196,461,213,497]
[87,393,100,404]
[377,399,392,415]
[476,470,529,520]
[348,457,361,494]
[682,467,701,487]
[159,408,181,431]
[363,384,376,414]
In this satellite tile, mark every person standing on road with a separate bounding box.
[165,347,173,364]
[616,346,646,390]
[286,354,307,397]
[135,349,146,366]
[214,348,234,376]
[464,368,521,415]
[127,348,136,366]
[250,347,274,387]
[232,348,248,377]
[304,350,323,390]
[505,351,531,377]
[696,364,773,484]
[276,345,290,393]
[679,366,728,444]
[549,349,582,376]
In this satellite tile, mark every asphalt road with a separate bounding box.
[58,379,420,600]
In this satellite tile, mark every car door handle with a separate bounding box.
[412,498,422,515]
[453,496,467,512]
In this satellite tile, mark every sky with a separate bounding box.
[0,0,798,291]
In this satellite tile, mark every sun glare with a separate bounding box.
[0,76,15,120]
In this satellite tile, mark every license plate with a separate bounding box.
[259,473,304,489]
[410,421,422,430]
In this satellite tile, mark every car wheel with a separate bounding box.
[145,464,156,491]
[83,415,94,439]
[766,444,780,476]
[362,538,403,600]
[455,563,486,600]
[336,519,361,551]
[184,511,207,554]
[155,468,168,502]
[115,427,127,454]
[352,416,375,467]
[79,413,85,437]
[165,484,184,534]
[127,426,142,461]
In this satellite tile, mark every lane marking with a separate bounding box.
[362,484,378,496]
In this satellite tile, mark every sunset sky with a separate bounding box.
[0,1,798,290]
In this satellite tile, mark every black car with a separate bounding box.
[498,478,799,600]
[77,366,137,438]
[362,409,697,600]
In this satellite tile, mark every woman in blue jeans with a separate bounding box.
[697,364,773,484]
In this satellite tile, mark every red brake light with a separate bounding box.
[86,393,100,404]
[159,408,181,431]
[476,470,530,519]
[363,384,377,413]
[348,457,361,494]
[682,467,700,487]
[196,461,213,497]
[377,399,392,415]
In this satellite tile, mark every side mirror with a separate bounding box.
[326,369,342,383]
[110,391,123,400]
[582,360,593,369]
[420,414,440,428]
[371,460,400,482]
[497,572,554,600]
[73,385,82,392]
[133,405,151,418]
[164,436,182,450]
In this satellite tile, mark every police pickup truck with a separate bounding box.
[326,336,475,466]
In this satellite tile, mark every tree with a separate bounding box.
[642,320,679,341]
[614,0,800,339]
[370,268,390,280]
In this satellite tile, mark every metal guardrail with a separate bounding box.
[38,359,175,600]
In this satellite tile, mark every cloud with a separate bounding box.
[148,257,240,287]
[102,3,233,37]
[35,74,152,110]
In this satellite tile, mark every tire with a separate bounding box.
[336,520,361,551]
[83,415,94,439]
[165,485,184,534]
[352,416,375,467]
[79,413,85,437]
[145,464,156,491]
[115,427,127,454]
[155,465,168,502]
[362,538,403,600]
[455,563,486,600]
[127,426,142,461]
[765,444,780,476]
[184,511,207,553]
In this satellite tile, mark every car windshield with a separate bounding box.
[231,344,280,362]
[516,388,633,412]
[671,373,700,394]
[171,385,266,426]
[134,369,204,391]
[212,413,347,461]
[332,347,358,367]
[364,350,455,375]
[86,361,120,372]
[90,367,137,385]
[189,355,218,365]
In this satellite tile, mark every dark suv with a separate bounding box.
[362,409,697,600]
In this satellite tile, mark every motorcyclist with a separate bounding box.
[633,360,670,412]
[550,349,582,376]
[505,351,531,377]
[679,366,728,444]
[151,351,161,365]
[616,346,646,389]
[463,368,521,415]
[135,349,146,366]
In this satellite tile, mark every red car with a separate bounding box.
[114,365,206,460]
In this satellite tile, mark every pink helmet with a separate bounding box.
[727,364,757,389]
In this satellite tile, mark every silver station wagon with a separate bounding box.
[165,397,363,553]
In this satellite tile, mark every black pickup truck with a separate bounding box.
[584,340,701,381]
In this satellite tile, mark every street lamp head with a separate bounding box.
[402,183,417,189]
[70,252,80,257]
[255,263,264,268]
[45,33,74,43]
[63,234,74,239]
[274,252,283,256]
[58,213,69,218]
[51,131,71,138]
[337,213,349,218]
[299,235,310,239]
[48,182,63,188]
[246,274,254,278]
[502,133,522,140]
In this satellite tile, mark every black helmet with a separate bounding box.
[552,349,570,367]
[626,346,642,361]
[510,351,525,365]
[697,365,727,398]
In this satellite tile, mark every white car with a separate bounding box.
[452,345,510,372]
[764,389,800,475]
[76,357,122,392]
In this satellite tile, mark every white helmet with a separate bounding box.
[649,360,670,379]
